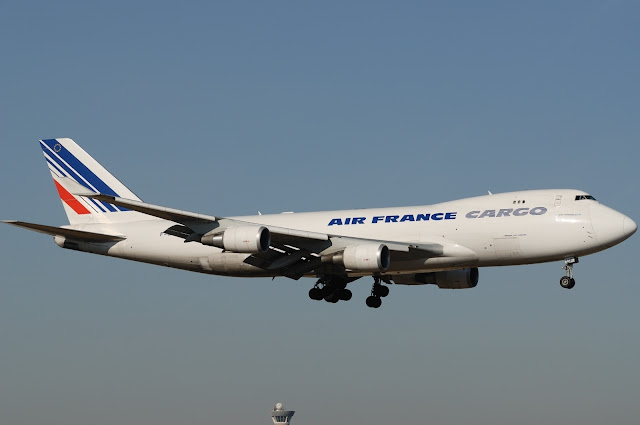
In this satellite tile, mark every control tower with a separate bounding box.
[270,402,294,425]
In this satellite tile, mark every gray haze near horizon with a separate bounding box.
[1,2,639,425]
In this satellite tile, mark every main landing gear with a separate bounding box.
[309,277,352,303]
[365,277,390,309]
[309,276,390,307]
[560,257,578,289]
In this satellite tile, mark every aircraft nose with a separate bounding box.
[590,205,635,246]
[623,216,637,237]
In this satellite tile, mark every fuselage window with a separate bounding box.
[575,195,596,201]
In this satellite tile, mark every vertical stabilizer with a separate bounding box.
[40,138,144,224]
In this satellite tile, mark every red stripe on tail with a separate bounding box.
[54,179,91,215]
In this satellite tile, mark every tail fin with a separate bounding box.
[40,138,143,224]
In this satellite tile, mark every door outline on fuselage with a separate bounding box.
[493,237,522,260]
[555,194,563,207]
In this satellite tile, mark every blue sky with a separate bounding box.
[1,1,639,424]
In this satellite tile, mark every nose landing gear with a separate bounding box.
[560,257,578,289]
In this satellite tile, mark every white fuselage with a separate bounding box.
[61,189,635,279]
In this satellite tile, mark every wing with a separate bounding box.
[73,189,453,279]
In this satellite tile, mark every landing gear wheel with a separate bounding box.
[560,257,578,289]
[559,276,576,289]
[321,285,333,298]
[375,285,389,298]
[339,289,352,301]
[366,277,388,308]
[309,287,323,300]
[324,290,340,303]
[366,296,382,308]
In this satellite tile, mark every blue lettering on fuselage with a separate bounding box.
[327,207,547,226]
[466,207,548,219]
[327,212,458,226]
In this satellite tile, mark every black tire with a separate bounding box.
[322,285,333,298]
[560,276,574,289]
[339,289,353,301]
[309,287,323,301]
[376,285,390,298]
[366,296,382,308]
[372,297,382,308]
[324,291,340,303]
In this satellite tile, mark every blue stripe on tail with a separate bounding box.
[41,141,118,212]
[44,155,107,213]
[40,139,130,212]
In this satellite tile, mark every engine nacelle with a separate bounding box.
[201,226,270,253]
[392,268,479,289]
[332,243,390,272]
[433,268,479,289]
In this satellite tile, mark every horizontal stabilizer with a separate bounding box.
[2,220,126,242]
[56,176,96,196]
[77,193,219,226]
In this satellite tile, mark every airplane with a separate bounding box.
[3,138,637,308]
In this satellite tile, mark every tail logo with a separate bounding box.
[40,139,130,214]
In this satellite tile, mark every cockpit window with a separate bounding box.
[575,195,596,201]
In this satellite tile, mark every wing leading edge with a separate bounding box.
[68,186,462,278]
[79,192,444,250]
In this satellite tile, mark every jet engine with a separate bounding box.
[331,243,390,272]
[392,268,479,289]
[201,226,270,253]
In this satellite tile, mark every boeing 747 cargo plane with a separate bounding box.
[3,139,636,308]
